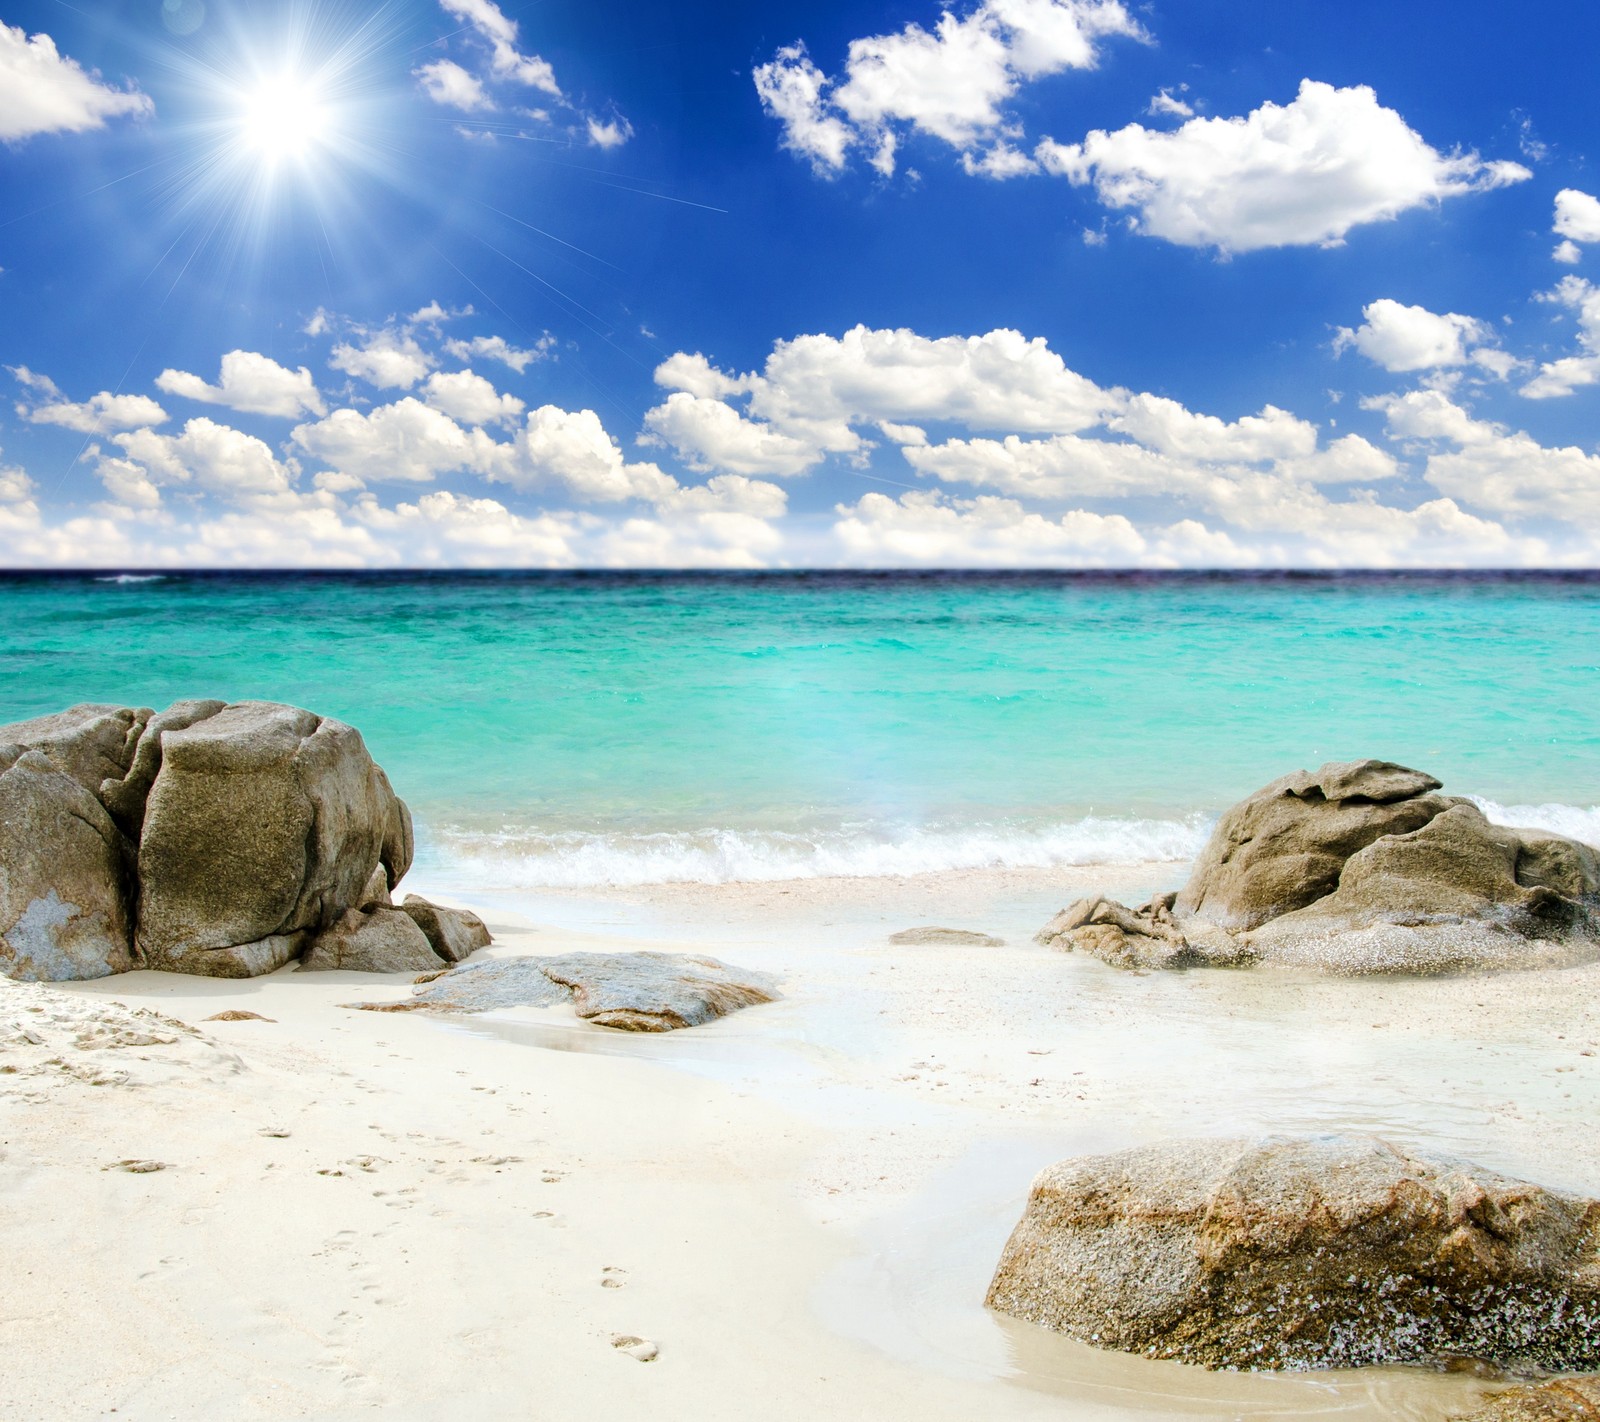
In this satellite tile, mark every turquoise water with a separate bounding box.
[1,572,1597,883]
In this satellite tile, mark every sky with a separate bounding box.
[2,0,1600,569]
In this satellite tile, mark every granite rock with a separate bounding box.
[987,1134,1600,1371]
[398,894,491,963]
[300,908,445,974]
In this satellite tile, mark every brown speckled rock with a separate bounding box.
[398,895,491,963]
[1459,1376,1600,1422]
[987,1134,1600,1371]
[300,908,444,974]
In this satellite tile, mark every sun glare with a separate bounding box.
[238,75,331,162]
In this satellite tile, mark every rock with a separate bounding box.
[136,702,414,977]
[1175,760,1457,932]
[1459,1377,1600,1422]
[359,865,392,908]
[538,952,780,1031]
[204,1010,275,1022]
[889,926,1006,947]
[1035,895,1254,971]
[352,951,779,1030]
[399,894,491,962]
[986,1134,1600,1372]
[300,908,444,974]
[1249,803,1600,973]
[0,704,148,805]
[0,749,135,980]
[1043,760,1600,976]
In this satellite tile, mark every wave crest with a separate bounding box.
[427,814,1217,889]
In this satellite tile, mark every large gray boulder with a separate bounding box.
[1039,760,1600,975]
[134,702,413,976]
[0,699,422,979]
[0,748,135,980]
[987,1134,1600,1372]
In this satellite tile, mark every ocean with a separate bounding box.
[2,571,1597,886]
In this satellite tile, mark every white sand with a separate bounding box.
[3,862,1598,1420]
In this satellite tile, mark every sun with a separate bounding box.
[238,74,332,163]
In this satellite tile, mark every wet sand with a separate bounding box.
[2,861,1597,1419]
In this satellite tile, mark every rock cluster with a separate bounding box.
[355,951,779,1032]
[1040,760,1600,975]
[1461,1377,1600,1422]
[987,1134,1600,1372]
[0,701,488,979]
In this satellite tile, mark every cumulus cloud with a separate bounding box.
[1145,86,1192,119]
[586,115,632,150]
[1519,276,1600,400]
[422,369,525,427]
[157,351,326,419]
[293,399,497,483]
[1333,299,1496,373]
[330,329,436,389]
[755,0,1144,176]
[1036,81,1530,252]
[0,23,153,142]
[24,390,168,434]
[443,333,552,373]
[642,393,821,476]
[1554,189,1600,244]
[493,406,677,503]
[113,419,297,502]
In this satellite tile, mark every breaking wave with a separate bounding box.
[1473,797,1600,846]
[427,813,1218,888]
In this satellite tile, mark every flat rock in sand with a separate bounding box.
[888,927,1006,947]
[987,1133,1600,1372]
[356,951,779,1031]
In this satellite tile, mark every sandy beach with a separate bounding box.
[4,861,1597,1420]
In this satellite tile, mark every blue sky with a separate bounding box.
[2,0,1599,568]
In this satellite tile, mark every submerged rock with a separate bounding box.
[986,1134,1600,1372]
[888,926,1006,947]
[0,698,456,980]
[1038,760,1600,975]
[354,951,779,1031]
[1460,1377,1600,1422]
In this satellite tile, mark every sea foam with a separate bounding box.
[427,814,1218,888]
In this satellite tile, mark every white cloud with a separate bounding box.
[1554,189,1600,244]
[1037,81,1531,252]
[330,330,436,389]
[422,369,525,426]
[1333,298,1492,373]
[6,365,62,398]
[438,0,561,95]
[494,406,677,503]
[642,393,821,476]
[1110,393,1316,463]
[443,333,551,373]
[93,453,163,509]
[415,59,495,112]
[292,399,495,483]
[114,418,296,502]
[652,352,758,401]
[0,23,153,142]
[1554,239,1583,266]
[25,390,168,434]
[1368,389,1600,526]
[835,490,1149,566]
[1145,86,1192,119]
[961,142,1038,178]
[755,0,1144,176]
[156,350,326,419]
[586,115,632,149]
[1520,276,1600,399]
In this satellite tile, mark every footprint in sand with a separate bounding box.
[610,1334,658,1362]
[103,1159,170,1173]
[600,1267,626,1289]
